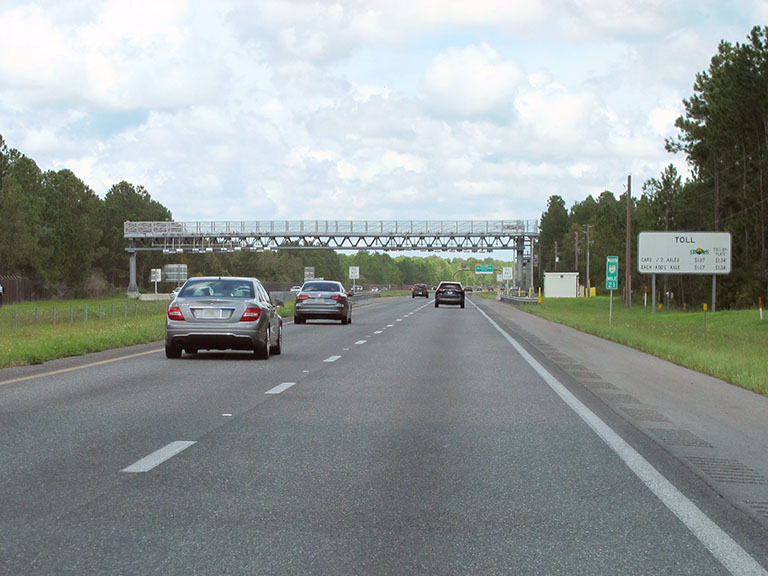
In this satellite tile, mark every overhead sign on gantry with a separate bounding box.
[638,232,731,275]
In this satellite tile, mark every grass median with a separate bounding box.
[517,296,768,396]
[0,297,295,369]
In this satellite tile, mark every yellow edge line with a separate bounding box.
[0,348,162,387]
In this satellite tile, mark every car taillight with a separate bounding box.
[331,295,345,301]
[167,306,185,321]
[240,307,262,322]
[297,294,309,301]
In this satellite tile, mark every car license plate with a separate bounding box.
[194,308,230,319]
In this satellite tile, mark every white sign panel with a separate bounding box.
[638,232,731,275]
[150,269,162,282]
[502,267,514,280]
[349,266,360,280]
[304,267,315,281]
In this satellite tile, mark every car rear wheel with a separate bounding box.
[460,301,465,308]
[270,325,283,355]
[294,315,305,324]
[255,328,270,360]
[165,342,182,359]
[434,301,439,308]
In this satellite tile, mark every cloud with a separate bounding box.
[0,0,761,232]
[422,44,524,119]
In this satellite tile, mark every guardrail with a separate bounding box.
[498,294,540,306]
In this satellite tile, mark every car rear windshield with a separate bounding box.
[302,282,342,292]
[439,283,462,290]
[180,279,254,299]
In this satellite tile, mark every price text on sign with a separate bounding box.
[637,232,731,275]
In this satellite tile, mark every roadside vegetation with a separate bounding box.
[519,297,768,396]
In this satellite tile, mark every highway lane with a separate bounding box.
[0,296,765,575]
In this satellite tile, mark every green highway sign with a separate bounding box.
[475,264,494,275]
[605,256,618,290]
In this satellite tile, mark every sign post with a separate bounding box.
[606,256,618,325]
[348,266,360,291]
[502,266,514,296]
[150,268,161,294]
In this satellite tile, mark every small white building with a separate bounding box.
[544,272,579,298]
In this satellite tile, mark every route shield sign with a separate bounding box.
[605,256,618,290]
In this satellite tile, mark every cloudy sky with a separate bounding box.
[0,1,766,225]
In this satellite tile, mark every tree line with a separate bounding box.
[538,26,768,309]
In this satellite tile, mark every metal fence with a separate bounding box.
[0,275,37,305]
[0,300,167,329]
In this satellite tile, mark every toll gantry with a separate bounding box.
[124,219,539,294]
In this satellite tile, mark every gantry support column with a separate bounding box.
[127,241,139,297]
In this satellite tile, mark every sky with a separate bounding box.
[1,0,766,227]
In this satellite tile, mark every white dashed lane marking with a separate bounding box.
[122,441,196,473]
[266,382,296,394]
[324,355,342,363]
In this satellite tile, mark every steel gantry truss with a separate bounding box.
[124,220,539,293]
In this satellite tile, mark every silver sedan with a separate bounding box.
[294,280,352,324]
[165,276,283,359]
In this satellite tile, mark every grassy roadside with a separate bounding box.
[514,296,768,396]
[0,297,295,369]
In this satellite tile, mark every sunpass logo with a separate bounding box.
[690,247,709,255]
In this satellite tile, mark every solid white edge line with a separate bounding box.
[476,305,767,576]
[266,382,296,394]
[121,441,196,473]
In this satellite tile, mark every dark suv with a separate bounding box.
[412,283,429,298]
[434,281,465,308]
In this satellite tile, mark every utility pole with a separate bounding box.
[583,224,591,297]
[625,174,632,308]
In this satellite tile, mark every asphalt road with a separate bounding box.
[1,296,766,575]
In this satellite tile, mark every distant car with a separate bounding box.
[171,286,182,297]
[434,281,465,308]
[411,283,429,298]
[294,280,352,324]
[165,276,283,359]
[464,286,473,295]
[351,285,363,292]
[290,285,301,293]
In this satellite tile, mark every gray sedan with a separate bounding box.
[294,280,352,324]
[165,276,283,359]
